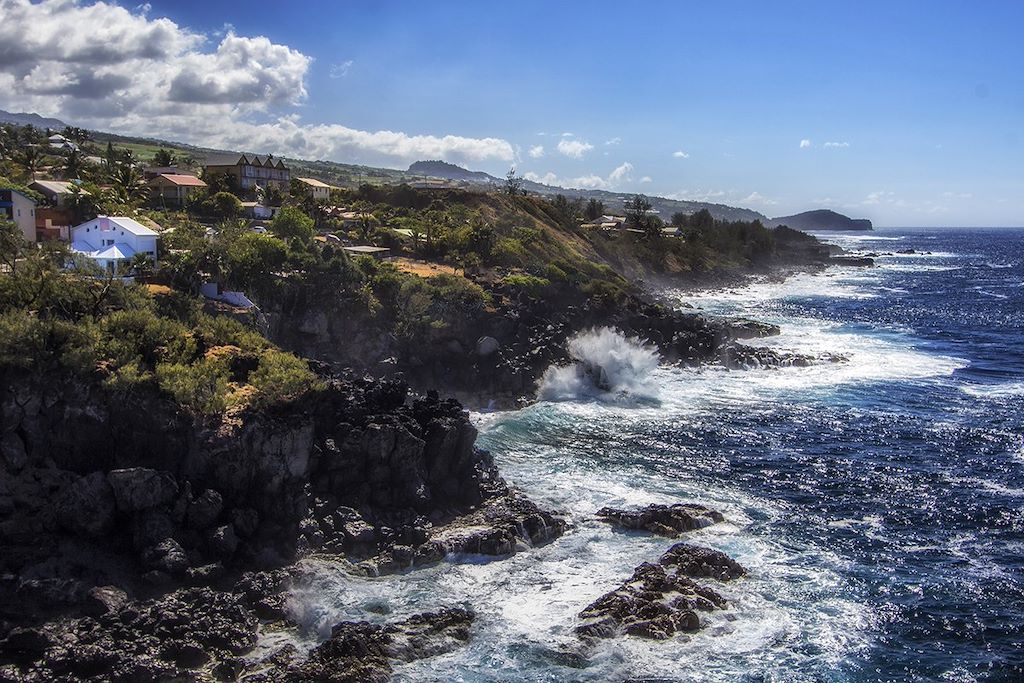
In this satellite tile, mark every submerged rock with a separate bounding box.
[596,503,724,537]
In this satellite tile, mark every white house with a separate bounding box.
[296,177,332,201]
[0,188,37,242]
[71,216,159,274]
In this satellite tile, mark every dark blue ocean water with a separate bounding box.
[290,229,1024,682]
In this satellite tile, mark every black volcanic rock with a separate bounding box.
[596,503,725,537]
[770,209,872,231]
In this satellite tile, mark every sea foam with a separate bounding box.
[538,327,661,403]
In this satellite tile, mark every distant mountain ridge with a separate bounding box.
[768,209,872,231]
[407,160,498,184]
[0,109,69,130]
[406,160,769,223]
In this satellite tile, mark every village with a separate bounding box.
[0,122,694,312]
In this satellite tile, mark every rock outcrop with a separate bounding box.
[596,503,725,537]
[0,372,563,679]
[578,505,747,641]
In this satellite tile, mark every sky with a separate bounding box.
[0,0,1022,225]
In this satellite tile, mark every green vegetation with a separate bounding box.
[0,220,321,415]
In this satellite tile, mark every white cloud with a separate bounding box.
[668,188,776,206]
[640,176,652,184]
[604,137,621,146]
[329,60,353,79]
[608,162,633,184]
[823,141,850,148]
[672,150,689,158]
[740,191,778,206]
[528,145,545,158]
[556,138,594,158]
[524,161,636,190]
[561,132,574,137]
[0,0,514,165]
[799,139,812,148]
[523,171,560,186]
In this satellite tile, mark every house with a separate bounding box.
[203,153,290,192]
[0,188,37,242]
[29,180,86,207]
[239,202,280,220]
[48,134,78,152]
[143,166,183,180]
[70,216,159,274]
[343,245,391,260]
[148,174,207,206]
[581,214,627,230]
[295,177,332,201]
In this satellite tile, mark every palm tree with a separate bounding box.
[62,149,86,180]
[108,162,148,206]
[129,252,154,280]
[15,146,43,180]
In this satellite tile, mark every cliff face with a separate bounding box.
[0,371,562,622]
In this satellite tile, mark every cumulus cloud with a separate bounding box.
[524,161,636,190]
[604,137,621,146]
[557,138,594,158]
[608,162,633,184]
[528,145,545,158]
[668,188,776,206]
[329,60,354,79]
[799,139,812,148]
[0,0,514,165]
[672,150,689,158]
[640,176,652,183]
[823,141,850,148]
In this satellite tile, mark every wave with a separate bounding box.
[960,382,1024,399]
[538,328,661,403]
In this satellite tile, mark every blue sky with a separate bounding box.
[2,0,1021,225]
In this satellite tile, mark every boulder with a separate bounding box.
[83,585,129,617]
[187,489,224,530]
[659,542,746,581]
[1,431,27,471]
[108,468,179,513]
[207,524,239,559]
[142,538,190,575]
[596,503,724,537]
[55,471,116,537]
[476,336,500,357]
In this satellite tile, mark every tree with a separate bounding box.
[62,149,86,180]
[585,198,605,221]
[0,219,25,272]
[153,148,175,167]
[129,252,154,280]
[15,146,43,181]
[270,206,314,242]
[625,194,652,229]
[671,211,688,228]
[108,162,148,205]
[691,208,715,232]
[209,191,242,219]
[504,167,524,196]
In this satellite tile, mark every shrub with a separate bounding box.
[156,356,231,414]
[248,349,321,406]
[501,274,551,296]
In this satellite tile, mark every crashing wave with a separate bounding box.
[538,327,660,402]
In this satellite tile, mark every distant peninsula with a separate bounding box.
[769,209,873,231]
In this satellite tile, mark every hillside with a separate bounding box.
[0,109,68,130]
[769,209,872,231]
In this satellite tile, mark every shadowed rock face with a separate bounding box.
[0,373,563,679]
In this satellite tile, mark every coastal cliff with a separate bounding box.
[0,370,562,679]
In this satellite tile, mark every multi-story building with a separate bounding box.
[70,216,159,274]
[203,153,290,192]
[0,188,37,242]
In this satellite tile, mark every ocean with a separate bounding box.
[286,228,1024,682]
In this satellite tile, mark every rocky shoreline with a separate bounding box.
[0,254,850,680]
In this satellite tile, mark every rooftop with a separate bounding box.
[152,173,207,187]
[296,177,332,188]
